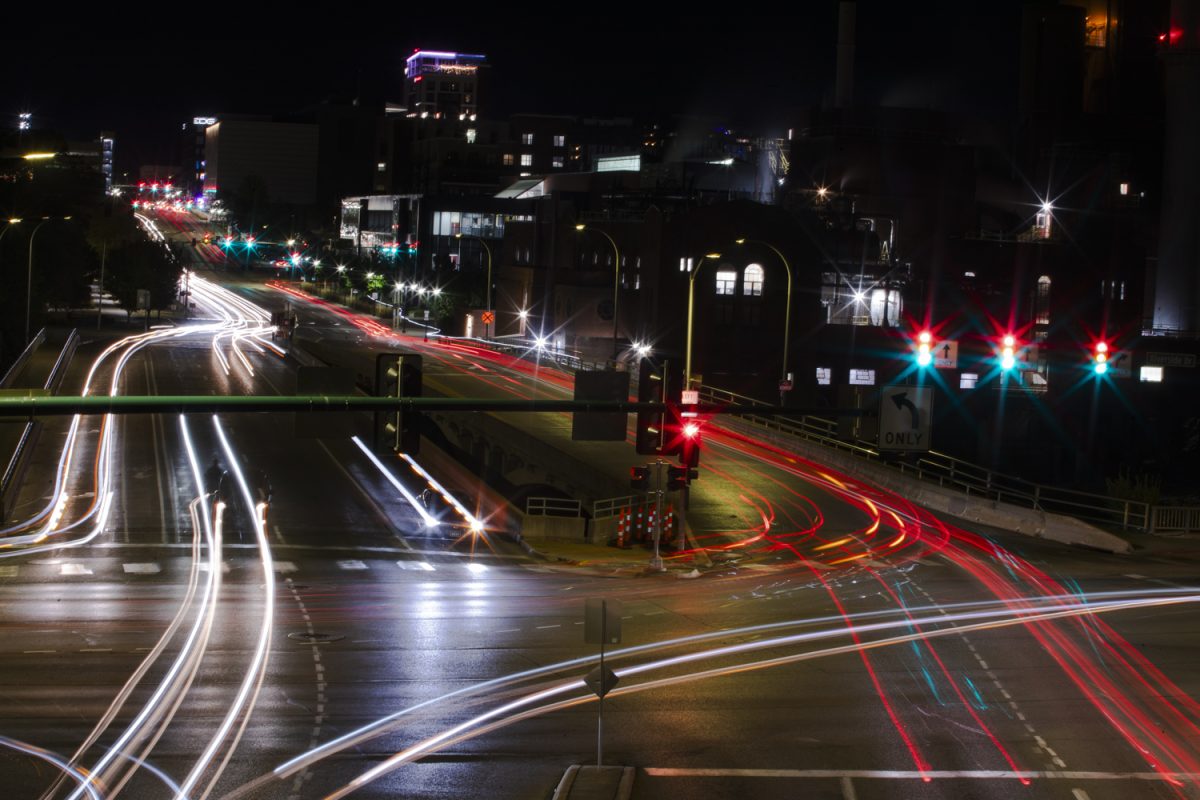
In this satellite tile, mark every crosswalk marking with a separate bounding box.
[0,565,19,578]
[60,563,93,576]
[337,560,368,570]
[199,562,232,573]
[123,563,161,574]
[275,561,298,573]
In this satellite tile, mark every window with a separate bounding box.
[466,128,477,144]
[552,156,564,168]
[502,153,514,166]
[715,270,736,295]
[679,257,693,273]
[520,154,533,167]
[521,133,534,145]
[960,373,979,389]
[743,264,764,296]
[815,367,832,386]
[1035,275,1051,325]
[554,134,566,147]
[849,369,875,386]
[1140,366,1163,383]
[377,162,386,172]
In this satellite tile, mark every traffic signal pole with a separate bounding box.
[651,458,666,572]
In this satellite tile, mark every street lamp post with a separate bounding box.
[455,233,493,339]
[575,224,621,363]
[684,253,722,389]
[26,216,70,346]
[736,238,794,404]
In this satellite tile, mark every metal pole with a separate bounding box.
[26,219,50,347]
[597,603,606,768]
[685,268,698,388]
[97,240,106,330]
[651,459,665,571]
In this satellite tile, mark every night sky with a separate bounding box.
[1,4,1021,172]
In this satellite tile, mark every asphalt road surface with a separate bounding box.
[1,212,1199,800]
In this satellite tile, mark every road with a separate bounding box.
[0,209,1198,800]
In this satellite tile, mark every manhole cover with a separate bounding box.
[288,632,344,643]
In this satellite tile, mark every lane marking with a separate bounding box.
[275,561,298,574]
[644,768,1200,781]
[337,560,368,570]
[123,563,161,574]
[1072,789,1091,800]
[60,564,93,576]
[0,565,19,577]
[198,562,231,573]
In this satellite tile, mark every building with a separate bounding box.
[404,50,488,119]
[203,116,319,206]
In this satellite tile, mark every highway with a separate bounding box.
[0,208,1198,800]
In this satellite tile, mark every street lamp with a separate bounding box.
[684,252,722,388]
[26,216,71,346]
[575,224,621,362]
[455,233,493,338]
[735,238,794,404]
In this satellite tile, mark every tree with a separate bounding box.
[104,240,180,318]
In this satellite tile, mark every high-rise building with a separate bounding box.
[404,50,487,119]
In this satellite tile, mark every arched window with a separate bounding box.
[1035,275,1051,324]
[743,264,764,296]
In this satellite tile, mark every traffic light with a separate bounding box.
[1092,341,1109,375]
[915,330,933,367]
[666,465,698,491]
[636,359,683,454]
[679,421,701,470]
[630,465,650,491]
[374,353,423,454]
[999,334,1017,371]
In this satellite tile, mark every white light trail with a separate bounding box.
[350,436,439,528]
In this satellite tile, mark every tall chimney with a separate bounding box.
[835,1,857,109]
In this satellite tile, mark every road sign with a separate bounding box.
[481,311,495,324]
[934,340,958,369]
[585,665,620,699]
[585,598,622,644]
[878,385,932,452]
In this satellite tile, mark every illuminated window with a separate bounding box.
[679,257,693,272]
[1119,182,1129,196]
[743,264,764,296]
[466,128,477,144]
[1140,366,1163,383]
[377,162,386,172]
[715,270,737,295]
[1035,275,1051,325]
[502,153,514,166]
[521,133,534,145]
[553,135,566,147]
[849,369,875,386]
[816,367,831,386]
[960,373,979,389]
[552,156,564,168]
[520,154,533,167]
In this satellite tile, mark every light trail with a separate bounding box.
[173,416,276,800]
[324,592,1199,798]
[350,436,439,528]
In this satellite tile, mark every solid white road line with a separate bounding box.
[643,768,1200,781]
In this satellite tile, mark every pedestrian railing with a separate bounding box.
[1151,506,1200,535]
[594,494,646,519]
[526,497,583,518]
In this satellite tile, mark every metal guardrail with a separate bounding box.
[1,328,46,389]
[704,386,1156,532]
[594,494,646,520]
[1,330,78,523]
[526,497,583,517]
[1151,507,1200,535]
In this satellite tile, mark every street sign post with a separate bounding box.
[878,385,932,452]
[584,598,622,768]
